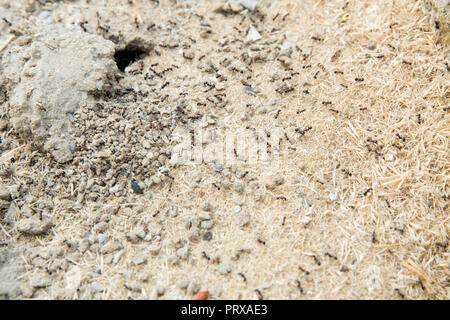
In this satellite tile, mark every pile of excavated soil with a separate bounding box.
[0,0,448,299]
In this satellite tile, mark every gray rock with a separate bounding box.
[203,232,213,241]
[188,281,201,295]
[97,234,109,244]
[4,204,19,224]
[189,229,200,242]
[218,261,232,275]
[198,212,212,220]
[235,209,251,227]
[79,239,90,253]
[112,250,124,263]
[21,285,36,298]
[149,245,161,255]
[176,246,190,260]
[265,176,284,190]
[100,241,123,254]
[200,220,214,230]
[127,227,146,243]
[109,184,124,194]
[133,253,148,265]
[94,221,108,233]
[17,218,53,235]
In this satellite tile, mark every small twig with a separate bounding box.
[0,222,12,238]
[0,35,16,52]
[0,145,24,165]
[133,0,143,24]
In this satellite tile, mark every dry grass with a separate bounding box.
[0,0,448,299]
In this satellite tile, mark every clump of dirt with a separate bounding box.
[1,24,117,163]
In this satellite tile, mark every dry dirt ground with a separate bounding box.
[0,0,448,300]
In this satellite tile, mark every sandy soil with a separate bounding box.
[0,0,448,300]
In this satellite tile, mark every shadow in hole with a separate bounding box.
[114,43,148,72]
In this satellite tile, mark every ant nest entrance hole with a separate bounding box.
[113,40,152,72]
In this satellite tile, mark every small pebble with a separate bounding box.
[218,261,232,275]
[246,25,261,42]
[127,227,146,243]
[238,0,258,11]
[203,203,214,212]
[329,192,338,201]
[109,184,124,194]
[125,281,142,293]
[234,182,244,193]
[79,239,90,253]
[183,49,195,60]
[131,180,144,194]
[209,286,223,298]
[203,232,213,241]
[101,241,123,254]
[189,229,200,242]
[280,41,293,57]
[171,256,180,265]
[149,245,161,255]
[94,221,108,233]
[217,0,243,14]
[366,41,377,50]
[299,216,312,225]
[235,209,251,227]
[31,274,52,288]
[0,186,10,200]
[185,217,192,230]
[168,206,179,217]
[200,220,214,229]
[265,176,284,190]
[17,218,53,236]
[156,286,165,296]
[172,236,183,249]
[97,234,108,244]
[112,250,124,263]
[176,246,190,260]
[188,281,201,295]
[133,253,148,265]
[177,279,190,290]
[244,86,257,95]
[198,212,212,220]
[21,285,36,298]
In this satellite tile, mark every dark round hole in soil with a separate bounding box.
[114,44,147,72]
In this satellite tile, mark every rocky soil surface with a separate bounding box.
[0,0,448,299]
